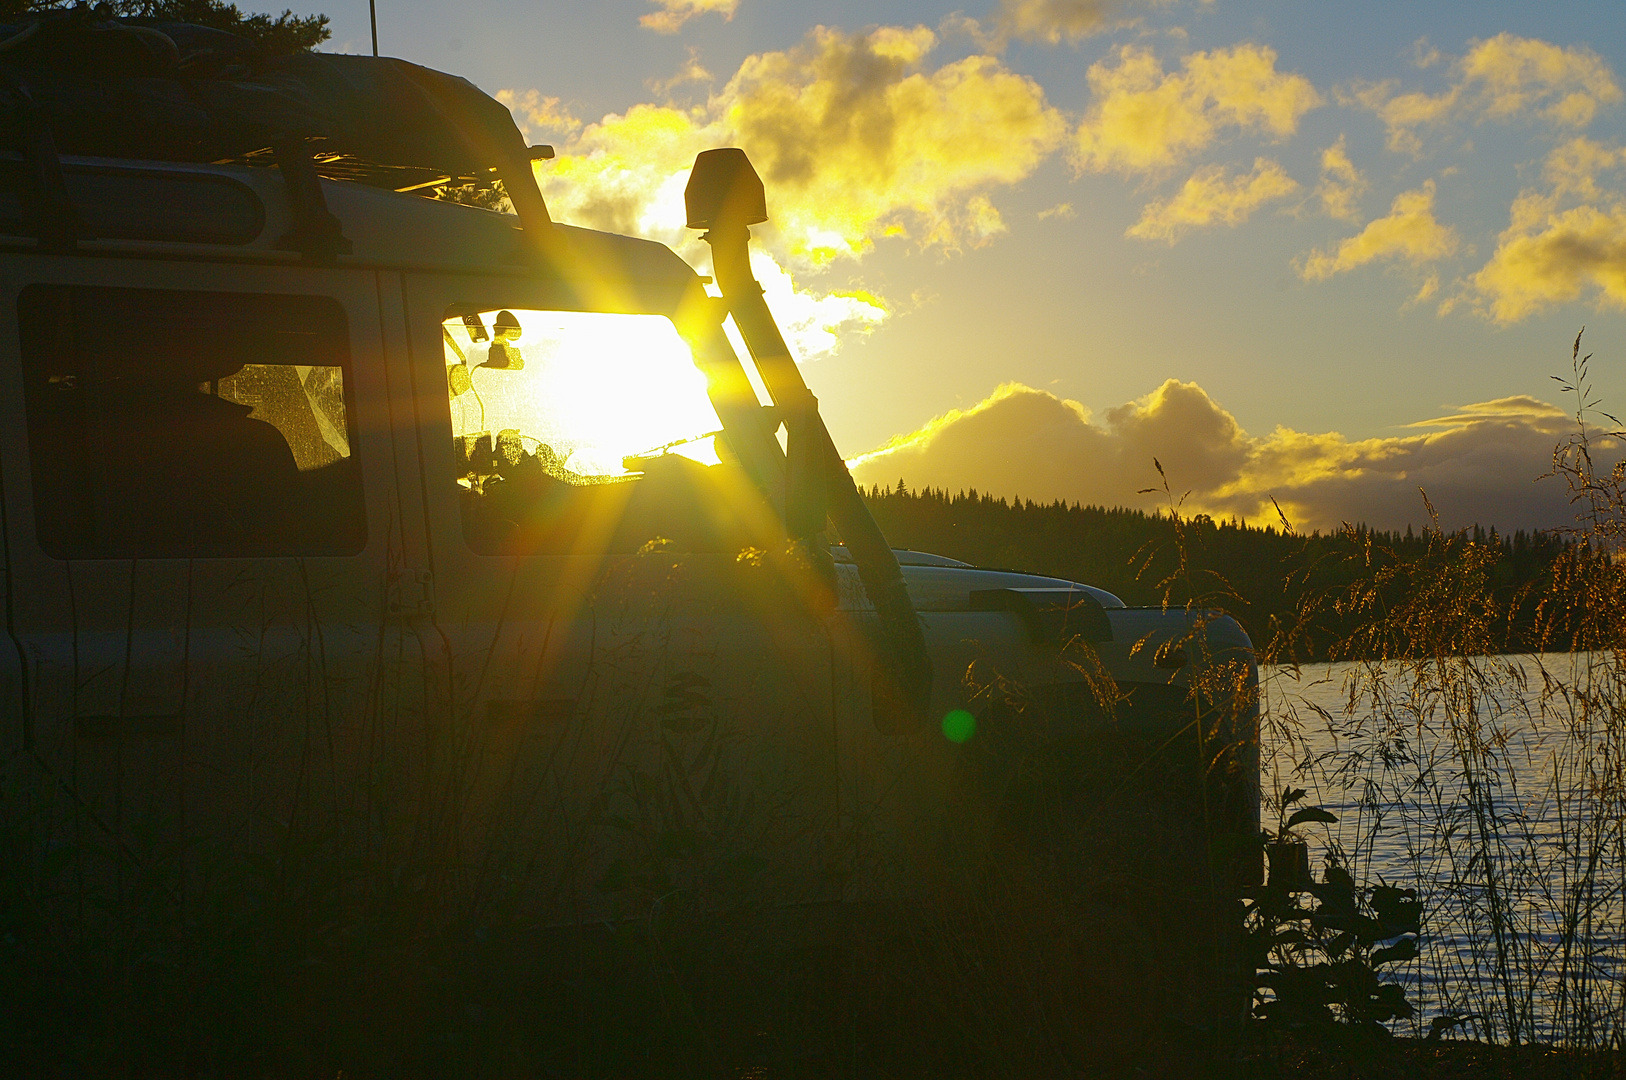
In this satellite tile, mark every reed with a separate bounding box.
[1253,332,1626,1054]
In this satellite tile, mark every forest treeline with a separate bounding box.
[861,482,1577,662]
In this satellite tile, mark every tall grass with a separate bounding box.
[0,534,1256,1078]
[1255,333,1626,1051]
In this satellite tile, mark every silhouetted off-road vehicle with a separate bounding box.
[0,17,1257,964]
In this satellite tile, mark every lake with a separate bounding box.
[1261,654,1626,1045]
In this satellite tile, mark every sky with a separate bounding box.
[326,0,1626,533]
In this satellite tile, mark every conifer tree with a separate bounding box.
[0,0,330,54]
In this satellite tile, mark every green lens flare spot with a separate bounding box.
[942,709,976,744]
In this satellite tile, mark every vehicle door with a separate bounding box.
[398,270,840,918]
[0,255,427,881]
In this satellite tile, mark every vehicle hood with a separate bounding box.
[831,548,1124,612]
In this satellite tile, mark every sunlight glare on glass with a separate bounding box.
[942,709,976,744]
[445,311,722,477]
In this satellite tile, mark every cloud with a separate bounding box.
[1128,157,1299,243]
[650,47,715,95]
[1298,180,1459,280]
[744,250,890,358]
[1072,43,1322,175]
[534,25,1064,267]
[494,90,582,144]
[640,0,738,35]
[1312,136,1367,221]
[1410,38,1443,70]
[1464,32,1621,125]
[1353,34,1622,155]
[850,381,1582,533]
[1467,138,1626,323]
[1038,201,1077,220]
[1470,201,1626,322]
[996,0,1138,45]
[1542,136,1626,200]
[723,26,1065,263]
[946,0,1189,51]
[512,25,1061,357]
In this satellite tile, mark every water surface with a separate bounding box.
[1262,655,1626,1044]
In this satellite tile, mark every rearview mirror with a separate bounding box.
[485,309,523,369]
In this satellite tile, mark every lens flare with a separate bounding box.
[942,709,976,743]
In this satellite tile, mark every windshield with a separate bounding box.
[445,308,775,556]
[443,309,722,482]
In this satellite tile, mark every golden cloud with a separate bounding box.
[850,380,1580,533]
[996,0,1135,45]
[1471,198,1626,323]
[1298,180,1459,281]
[1468,139,1626,323]
[510,25,1062,357]
[532,25,1064,267]
[946,0,1190,51]
[723,26,1065,263]
[1354,34,1622,155]
[640,0,738,35]
[494,89,582,143]
[1465,32,1621,124]
[1543,136,1625,200]
[1072,43,1322,175]
[1127,157,1299,243]
[650,47,715,95]
[1312,136,1367,221]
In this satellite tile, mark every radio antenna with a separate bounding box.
[369,0,378,56]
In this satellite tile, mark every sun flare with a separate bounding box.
[444,310,723,478]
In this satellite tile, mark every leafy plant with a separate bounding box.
[1247,791,1422,1036]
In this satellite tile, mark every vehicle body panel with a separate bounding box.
[0,155,1260,919]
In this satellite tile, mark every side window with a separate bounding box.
[443,307,753,556]
[19,285,366,559]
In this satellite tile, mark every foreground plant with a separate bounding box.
[1247,789,1422,1036]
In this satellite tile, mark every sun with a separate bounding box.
[444,309,724,478]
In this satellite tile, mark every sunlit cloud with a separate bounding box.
[1465,32,1621,124]
[943,0,1194,51]
[1543,136,1626,200]
[1297,180,1459,281]
[1351,33,1622,156]
[1471,202,1626,323]
[640,0,738,35]
[1467,138,1626,324]
[747,250,889,360]
[1312,135,1367,221]
[528,25,1063,266]
[995,0,1146,45]
[1128,157,1298,243]
[508,25,1063,357]
[495,89,582,143]
[1072,43,1322,175]
[650,46,715,94]
[724,26,1065,263]
[850,381,1581,533]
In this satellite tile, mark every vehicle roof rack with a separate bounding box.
[0,9,556,255]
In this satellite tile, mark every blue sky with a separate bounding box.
[324,1,1626,531]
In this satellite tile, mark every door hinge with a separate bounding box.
[389,568,435,617]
